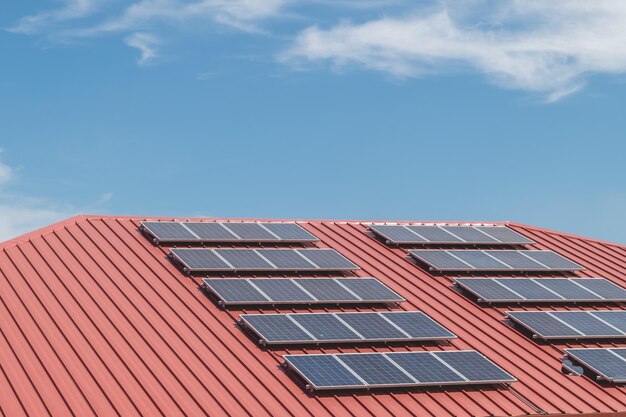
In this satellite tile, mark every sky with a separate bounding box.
[0,0,625,243]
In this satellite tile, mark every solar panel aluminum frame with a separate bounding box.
[506,311,626,340]
[409,250,584,272]
[369,224,534,245]
[455,278,626,303]
[564,348,626,383]
[140,221,319,243]
[239,312,457,345]
[202,278,405,306]
[283,351,516,391]
[170,248,359,273]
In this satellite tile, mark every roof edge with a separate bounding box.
[0,214,89,249]
[508,221,626,249]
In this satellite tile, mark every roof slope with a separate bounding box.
[1,215,626,417]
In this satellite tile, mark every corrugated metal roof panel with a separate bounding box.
[1,215,626,417]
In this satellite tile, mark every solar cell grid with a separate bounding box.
[474,226,534,243]
[381,312,456,339]
[336,278,404,301]
[487,251,545,269]
[449,250,509,269]
[261,223,318,241]
[455,278,524,301]
[592,311,626,333]
[184,222,237,240]
[224,223,278,240]
[576,279,626,300]
[336,312,406,340]
[537,279,600,300]
[215,249,273,269]
[434,351,514,382]
[386,352,465,384]
[298,249,358,270]
[409,250,471,270]
[290,314,361,341]
[507,311,581,338]
[369,225,426,243]
[521,250,583,270]
[203,279,268,303]
[285,355,365,389]
[338,354,414,386]
[442,226,498,243]
[141,221,197,240]
[406,226,462,242]
[256,249,316,269]
[252,279,315,302]
[551,312,623,336]
[565,348,626,383]
[296,279,359,301]
[171,249,230,270]
[497,279,561,300]
[242,315,314,343]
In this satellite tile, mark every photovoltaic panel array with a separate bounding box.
[203,277,405,305]
[369,224,533,245]
[565,348,626,383]
[409,249,584,272]
[507,311,626,340]
[240,312,456,345]
[170,248,359,272]
[455,278,626,303]
[283,350,516,390]
[140,221,319,243]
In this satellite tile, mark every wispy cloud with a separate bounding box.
[124,32,160,65]
[283,0,626,100]
[0,151,113,242]
[8,0,104,34]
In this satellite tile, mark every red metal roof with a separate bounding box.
[1,215,626,417]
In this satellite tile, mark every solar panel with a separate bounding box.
[442,226,498,243]
[369,224,533,245]
[456,278,626,303]
[507,311,626,339]
[240,312,456,344]
[520,250,584,270]
[298,249,359,270]
[336,278,404,302]
[284,351,516,390]
[184,222,237,240]
[565,348,626,383]
[140,221,318,243]
[409,250,583,272]
[260,223,318,241]
[202,277,404,306]
[140,221,197,241]
[171,248,358,272]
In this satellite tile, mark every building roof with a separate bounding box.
[1,215,626,417]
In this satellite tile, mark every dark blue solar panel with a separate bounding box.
[442,226,498,243]
[142,222,196,240]
[203,279,268,303]
[552,312,624,336]
[171,249,230,270]
[486,251,545,269]
[521,250,583,270]
[223,223,279,240]
[566,348,626,382]
[576,279,626,300]
[184,222,237,240]
[409,250,471,270]
[285,355,365,389]
[261,223,318,241]
[291,314,361,341]
[406,226,463,242]
[455,278,524,301]
[507,311,582,338]
[214,249,273,269]
[252,279,315,302]
[256,250,316,269]
[298,249,358,270]
[369,225,427,243]
[386,352,465,383]
[433,351,514,382]
[336,278,404,302]
[338,354,414,386]
[449,250,509,269]
[296,279,360,301]
[336,313,406,340]
[381,312,456,339]
[474,226,534,244]
[497,279,560,300]
[536,279,600,300]
[242,314,314,343]
[591,311,626,333]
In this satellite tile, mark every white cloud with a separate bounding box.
[0,152,113,242]
[283,0,626,99]
[125,32,160,65]
[8,0,104,34]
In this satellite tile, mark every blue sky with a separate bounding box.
[1,0,625,243]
